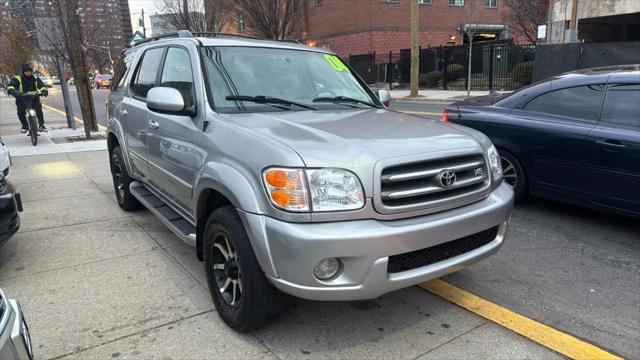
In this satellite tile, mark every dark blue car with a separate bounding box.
[445,65,640,217]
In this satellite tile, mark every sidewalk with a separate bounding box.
[0,96,106,156]
[390,89,494,102]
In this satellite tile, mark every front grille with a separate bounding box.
[387,226,499,273]
[380,154,489,210]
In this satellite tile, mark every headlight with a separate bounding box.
[307,169,364,211]
[263,168,365,212]
[487,145,503,183]
[28,109,37,117]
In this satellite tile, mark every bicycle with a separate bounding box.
[17,91,43,146]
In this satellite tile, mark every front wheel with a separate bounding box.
[204,206,288,332]
[28,114,38,146]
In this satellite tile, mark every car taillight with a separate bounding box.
[442,108,449,122]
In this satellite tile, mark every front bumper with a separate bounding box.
[0,290,34,360]
[0,180,22,248]
[240,183,514,301]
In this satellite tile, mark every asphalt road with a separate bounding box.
[42,86,110,127]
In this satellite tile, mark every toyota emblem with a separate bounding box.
[438,170,457,188]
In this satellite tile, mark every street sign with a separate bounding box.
[128,31,146,46]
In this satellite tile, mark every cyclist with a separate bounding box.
[6,63,48,133]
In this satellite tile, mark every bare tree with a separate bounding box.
[0,18,34,75]
[461,0,479,96]
[233,0,305,40]
[157,0,209,32]
[504,0,549,44]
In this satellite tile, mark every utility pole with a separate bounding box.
[64,0,97,137]
[183,0,190,31]
[140,8,146,37]
[410,0,420,97]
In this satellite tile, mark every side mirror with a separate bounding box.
[378,89,391,107]
[147,87,194,116]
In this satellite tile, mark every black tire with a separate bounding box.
[110,146,143,211]
[499,150,528,203]
[204,205,287,332]
[28,114,37,146]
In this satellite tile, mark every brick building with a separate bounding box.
[306,0,511,57]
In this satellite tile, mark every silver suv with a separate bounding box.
[106,31,513,331]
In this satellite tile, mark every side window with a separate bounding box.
[524,85,605,122]
[111,49,138,92]
[131,47,165,99]
[159,47,195,109]
[601,84,640,128]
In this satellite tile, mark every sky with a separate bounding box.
[129,0,160,35]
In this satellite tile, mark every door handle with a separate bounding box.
[596,140,626,150]
[119,109,128,117]
[148,119,160,130]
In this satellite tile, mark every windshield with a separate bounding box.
[201,46,378,113]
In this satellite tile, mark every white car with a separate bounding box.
[0,138,9,178]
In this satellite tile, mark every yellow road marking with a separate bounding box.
[420,279,622,360]
[41,103,107,132]
[399,110,442,116]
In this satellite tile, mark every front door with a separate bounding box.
[145,46,199,211]
[124,46,167,177]
[584,83,640,214]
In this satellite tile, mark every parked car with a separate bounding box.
[67,77,75,85]
[39,76,53,88]
[93,74,112,89]
[0,289,34,360]
[51,76,61,85]
[0,138,21,248]
[106,31,513,332]
[445,65,640,217]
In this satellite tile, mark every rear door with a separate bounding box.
[121,46,166,177]
[584,83,640,214]
[145,46,200,211]
[509,85,604,194]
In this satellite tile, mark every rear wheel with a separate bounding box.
[499,150,527,202]
[28,114,38,146]
[204,206,287,332]
[110,146,143,211]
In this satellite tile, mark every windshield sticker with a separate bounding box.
[324,54,350,72]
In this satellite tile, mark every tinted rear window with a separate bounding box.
[601,84,640,128]
[524,85,605,121]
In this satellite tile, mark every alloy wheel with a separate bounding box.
[112,154,125,202]
[500,155,517,189]
[212,234,242,306]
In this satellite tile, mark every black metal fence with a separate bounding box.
[532,41,640,81]
[348,41,536,91]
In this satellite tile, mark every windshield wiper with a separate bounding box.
[226,95,316,111]
[312,96,382,109]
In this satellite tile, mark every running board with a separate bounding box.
[130,181,196,247]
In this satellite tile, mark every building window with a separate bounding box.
[419,0,432,4]
[484,0,497,8]
[449,0,464,6]
[315,0,323,5]
[379,0,399,3]
[237,14,245,33]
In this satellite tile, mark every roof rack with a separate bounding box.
[129,30,303,48]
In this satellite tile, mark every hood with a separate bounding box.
[220,109,482,189]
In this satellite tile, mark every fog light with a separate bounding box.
[314,258,341,280]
